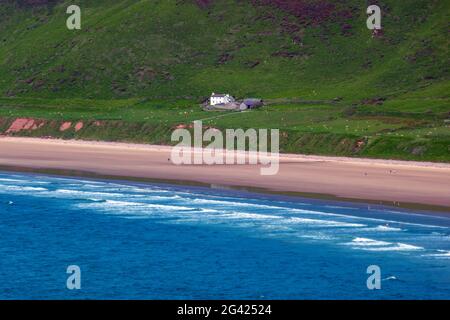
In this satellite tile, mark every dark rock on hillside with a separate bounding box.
[217,53,233,65]
[194,0,213,9]
[362,97,386,106]
[135,67,158,82]
[245,61,260,68]
[272,50,302,58]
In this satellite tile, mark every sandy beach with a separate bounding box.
[0,137,449,210]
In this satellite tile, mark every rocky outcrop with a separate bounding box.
[5,118,44,133]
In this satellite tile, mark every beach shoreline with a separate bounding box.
[1,136,449,211]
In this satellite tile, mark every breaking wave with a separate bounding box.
[346,237,424,252]
[1,172,449,260]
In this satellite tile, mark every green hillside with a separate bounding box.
[0,0,449,161]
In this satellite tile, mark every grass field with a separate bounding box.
[0,0,448,161]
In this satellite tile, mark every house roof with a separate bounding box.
[243,98,263,104]
[211,93,228,97]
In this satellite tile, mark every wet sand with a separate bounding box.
[0,137,449,210]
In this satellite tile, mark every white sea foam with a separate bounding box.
[221,212,284,220]
[346,238,424,252]
[373,225,402,231]
[194,194,314,208]
[53,189,179,201]
[55,189,134,197]
[288,217,366,228]
[260,224,292,231]
[0,185,48,192]
[186,200,346,226]
[348,237,392,246]
[124,187,171,194]
[0,178,26,182]
[272,204,449,230]
[78,184,108,189]
[77,199,194,213]
[382,276,397,281]
[423,250,450,258]
[299,233,335,241]
[119,216,152,220]
[362,225,403,232]
[191,198,295,211]
[361,243,424,252]
[308,210,448,229]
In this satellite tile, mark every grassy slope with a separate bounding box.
[0,0,448,161]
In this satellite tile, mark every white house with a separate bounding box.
[210,93,235,106]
